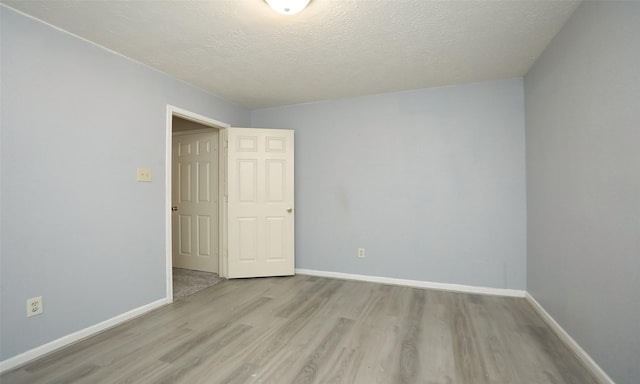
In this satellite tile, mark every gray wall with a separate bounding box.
[524,2,640,383]
[252,79,527,290]
[0,7,249,361]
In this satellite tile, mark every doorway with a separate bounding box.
[165,107,296,302]
[166,106,229,301]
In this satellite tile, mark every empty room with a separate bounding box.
[0,1,638,383]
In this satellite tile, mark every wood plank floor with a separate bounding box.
[1,275,599,384]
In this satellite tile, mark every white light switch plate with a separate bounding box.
[137,168,152,182]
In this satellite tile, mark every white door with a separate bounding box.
[172,131,219,273]
[227,128,294,278]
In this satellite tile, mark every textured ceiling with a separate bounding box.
[2,0,580,109]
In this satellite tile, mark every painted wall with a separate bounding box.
[252,79,527,290]
[524,2,640,383]
[0,7,249,361]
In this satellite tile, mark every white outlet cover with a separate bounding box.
[27,296,43,317]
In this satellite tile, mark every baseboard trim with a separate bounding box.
[0,298,169,374]
[295,268,526,297]
[525,293,614,384]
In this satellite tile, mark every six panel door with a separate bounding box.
[171,130,219,273]
[227,128,295,278]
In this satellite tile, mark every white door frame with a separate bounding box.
[165,105,229,302]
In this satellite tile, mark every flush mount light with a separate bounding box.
[265,0,311,15]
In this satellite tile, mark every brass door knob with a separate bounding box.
[287,208,293,213]
[172,206,178,211]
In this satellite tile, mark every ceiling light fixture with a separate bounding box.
[265,0,311,15]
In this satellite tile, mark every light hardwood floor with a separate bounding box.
[1,275,599,384]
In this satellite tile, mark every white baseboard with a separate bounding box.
[295,268,526,297]
[525,293,614,384]
[0,298,168,374]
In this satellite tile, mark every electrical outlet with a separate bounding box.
[136,168,152,182]
[358,248,366,258]
[27,296,43,317]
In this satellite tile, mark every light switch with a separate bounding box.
[137,168,152,182]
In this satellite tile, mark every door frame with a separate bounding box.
[165,105,229,302]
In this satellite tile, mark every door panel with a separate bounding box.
[227,128,294,278]
[172,130,219,273]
